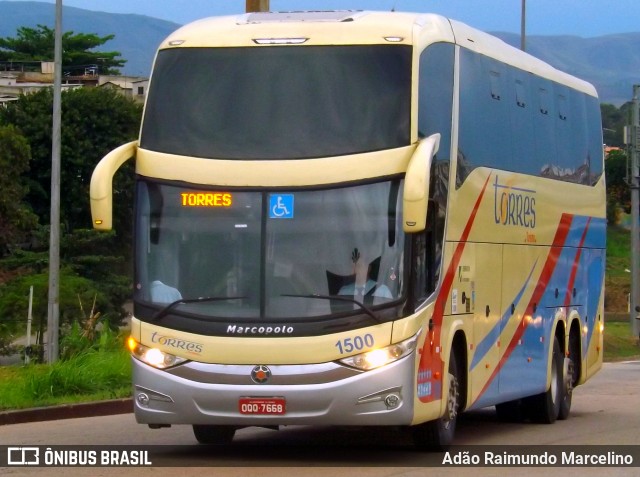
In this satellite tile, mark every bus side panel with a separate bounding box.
[467,242,568,410]
[466,218,602,409]
[467,243,502,408]
[584,247,605,381]
[497,244,543,402]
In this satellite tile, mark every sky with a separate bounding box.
[22,0,640,38]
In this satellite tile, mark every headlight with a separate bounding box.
[339,333,419,371]
[127,336,188,369]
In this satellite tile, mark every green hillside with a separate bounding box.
[495,32,640,105]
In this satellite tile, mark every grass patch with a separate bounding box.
[607,226,631,262]
[605,226,631,312]
[0,349,131,411]
[604,321,640,362]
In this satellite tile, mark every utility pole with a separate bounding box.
[628,85,640,339]
[47,0,62,363]
[246,0,269,12]
[25,286,33,365]
[520,0,526,51]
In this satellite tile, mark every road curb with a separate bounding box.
[0,398,133,426]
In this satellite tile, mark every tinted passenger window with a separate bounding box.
[457,48,603,186]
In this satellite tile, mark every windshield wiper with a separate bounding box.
[152,296,246,321]
[281,294,381,324]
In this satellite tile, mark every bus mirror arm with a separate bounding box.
[403,133,440,233]
[90,140,138,230]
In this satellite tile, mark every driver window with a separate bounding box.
[412,201,440,306]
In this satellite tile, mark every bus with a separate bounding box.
[90,11,605,449]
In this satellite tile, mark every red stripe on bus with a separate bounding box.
[563,217,591,307]
[417,173,492,403]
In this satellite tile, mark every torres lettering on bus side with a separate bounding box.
[493,175,536,229]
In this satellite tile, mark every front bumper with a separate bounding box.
[132,353,416,426]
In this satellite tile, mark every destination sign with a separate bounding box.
[180,192,232,207]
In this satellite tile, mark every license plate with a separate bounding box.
[239,397,286,415]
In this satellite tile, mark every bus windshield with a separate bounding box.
[140,45,411,159]
[135,180,406,323]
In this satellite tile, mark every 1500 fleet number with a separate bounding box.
[335,333,375,354]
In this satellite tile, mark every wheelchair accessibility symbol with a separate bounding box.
[269,194,294,219]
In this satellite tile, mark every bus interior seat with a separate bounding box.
[326,270,356,295]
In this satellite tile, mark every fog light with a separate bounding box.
[384,393,401,409]
[137,393,150,406]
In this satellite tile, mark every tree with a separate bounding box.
[601,102,633,148]
[0,226,133,340]
[0,85,141,344]
[0,87,142,237]
[600,102,633,224]
[605,149,629,224]
[0,25,125,74]
[0,267,123,353]
[0,125,38,256]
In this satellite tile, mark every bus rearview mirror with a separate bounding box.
[403,133,440,233]
[90,140,138,230]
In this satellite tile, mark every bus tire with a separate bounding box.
[558,329,579,420]
[524,336,562,424]
[412,352,460,451]
[192,425,236,445]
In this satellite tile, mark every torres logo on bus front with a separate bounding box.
[493,176,536,229]
[150,332,203,353]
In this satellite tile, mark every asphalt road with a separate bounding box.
[1,361,639,476]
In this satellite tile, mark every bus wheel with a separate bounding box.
[524,336,562,424]
[412,352,460,451]
[558,330,578,420]
[192,425,236,445]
